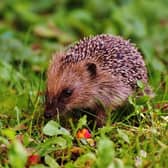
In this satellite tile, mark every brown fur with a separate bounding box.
[45,34,148,126]
[45,52,132,126]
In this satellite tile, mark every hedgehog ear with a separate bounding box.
[86,62,97,78]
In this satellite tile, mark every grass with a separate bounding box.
[0,0,168,167]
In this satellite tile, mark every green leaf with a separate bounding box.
[30,164,49,168]
[136,95,150,105]
[45,155,60,168]
[36,137,72,156]
[76,115,87,130]
[108,158,124,168]
[8,140,27,168]
[1,128,16,140]
[43,120,70,136]
[117,129,130,144]
[96,137,115,168]
[137,80,144,89]
[74,152,96,167]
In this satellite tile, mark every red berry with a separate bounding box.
[27,154,40,165]
[76,128,91,139]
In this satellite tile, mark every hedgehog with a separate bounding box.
[44,34,149,126]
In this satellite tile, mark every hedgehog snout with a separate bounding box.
[44,97,66,119]
[44,109,55,119]
[44,104,57,119]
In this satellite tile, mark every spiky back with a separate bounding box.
[61,34,147,89]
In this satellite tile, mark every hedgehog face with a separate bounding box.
[44,61,99,119]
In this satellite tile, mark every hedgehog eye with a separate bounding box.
[62,88,73,98]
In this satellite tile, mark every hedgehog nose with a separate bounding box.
[44,110,54,119]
